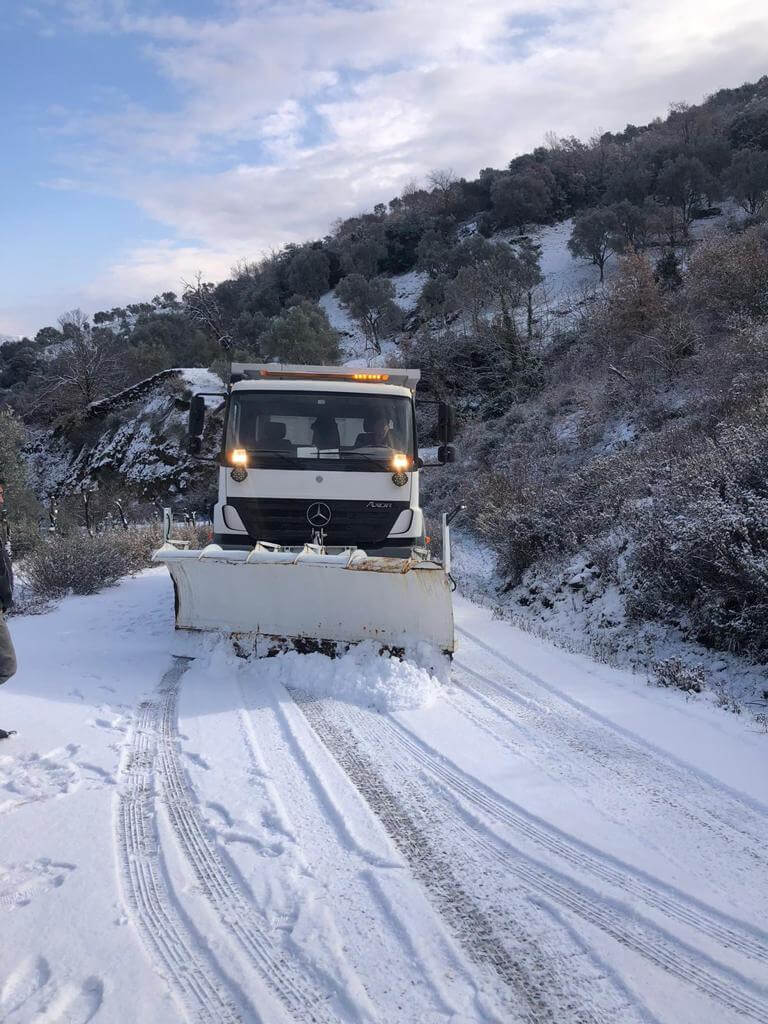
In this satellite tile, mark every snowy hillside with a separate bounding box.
[25,368,223,500]
[321,268,427,367]
[450,530,768,710]
[321,213,655,367]
[412,202,768,700]
[318,290,368,360]
[3,570,768,1024]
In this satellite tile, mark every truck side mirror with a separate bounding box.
[437,444,455,465]
[188,395,206,439]
[438,402,456,443]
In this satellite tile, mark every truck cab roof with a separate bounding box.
[229,378,413,399]
[230,363,421,394]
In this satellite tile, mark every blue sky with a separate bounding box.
[2,0,767,337]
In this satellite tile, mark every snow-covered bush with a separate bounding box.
[116,521,210,563]
[627,422,768,656]
[587,532,625,585]
[23,522,209,599]
[600,248,666,336]
[712,682,742,714]
[650,658,706,693]
[685,225,768,319]
[26,530,137,597]
[476,498,554,585]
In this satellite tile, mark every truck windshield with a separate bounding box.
[226,390,415,469]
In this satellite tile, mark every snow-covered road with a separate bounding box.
[1,571,767,1024]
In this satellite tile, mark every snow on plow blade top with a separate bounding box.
[152,543,456,654]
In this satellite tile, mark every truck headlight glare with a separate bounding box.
[229,449,249,482]
[391,452,411,472]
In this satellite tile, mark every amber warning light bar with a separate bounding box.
[230,363,421,391]
[258,369,389,382]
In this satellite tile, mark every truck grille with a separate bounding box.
[228,497,409,547]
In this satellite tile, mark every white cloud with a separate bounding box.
[11,0,768,334]
[83,240,237,300]
[0,242,235,338]
[119,0,768,251]
[39,177,85,191]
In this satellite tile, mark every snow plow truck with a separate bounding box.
[153,363,459,657]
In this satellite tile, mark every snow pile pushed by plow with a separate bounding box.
[262,641,448,711]
[202,636,448,710]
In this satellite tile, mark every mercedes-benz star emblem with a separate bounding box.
[306,502,332,528]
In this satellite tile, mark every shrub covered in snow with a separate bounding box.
[650,658,706,693]
[24,522,209,600]
[628,417,768,656]
[26,530,138,597]
[685,225,768,319]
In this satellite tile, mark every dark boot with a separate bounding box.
[0,729,16,740]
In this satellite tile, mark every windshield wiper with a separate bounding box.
[245,449,299,465]
[339,450,395,461]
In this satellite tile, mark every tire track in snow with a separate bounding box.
[464,818,768,1024]
[238,679,481,1024]
[451,643,768,873]
[456,644,768,877]
[456,626,768,825]
[291,689,622,1024]
[115,658,244,1024]
[400,684,768,967]
[155,661,343,1024]
[314,697,768,1024]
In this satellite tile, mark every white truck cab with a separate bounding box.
[188,363,455,558]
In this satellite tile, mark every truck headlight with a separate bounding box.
[391,451,410,486]
[229,448,248,482]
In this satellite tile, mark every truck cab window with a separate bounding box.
[226,391,414,468]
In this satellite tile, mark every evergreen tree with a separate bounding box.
[568,208,622,282]
[261,303,340,364]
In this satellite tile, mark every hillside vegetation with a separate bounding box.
[4,75,768,675]
[426,229,768,669]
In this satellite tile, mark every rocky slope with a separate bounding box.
[25,368,223,504]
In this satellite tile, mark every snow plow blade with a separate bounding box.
[152,544,456,655]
